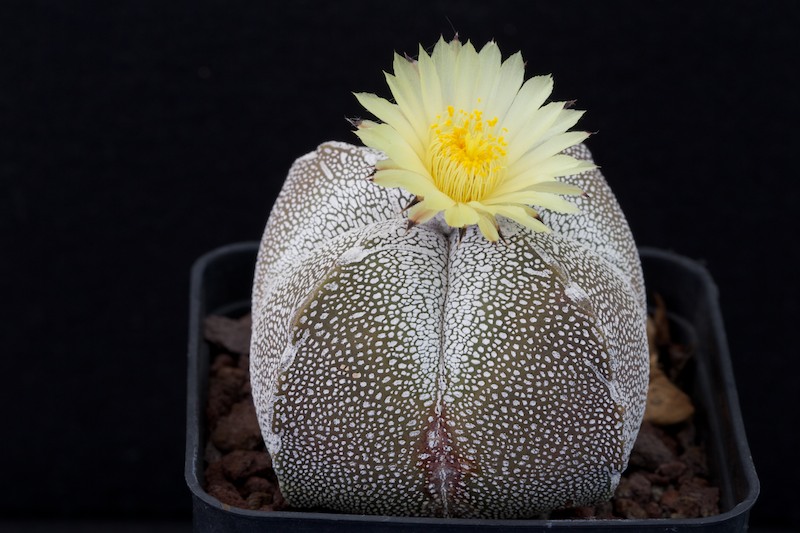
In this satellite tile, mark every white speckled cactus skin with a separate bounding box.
[250,141,649,518]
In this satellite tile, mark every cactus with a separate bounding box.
[250,40,648,519]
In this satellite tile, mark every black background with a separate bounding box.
[2,0,798,529]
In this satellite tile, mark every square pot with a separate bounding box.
[186,243,758,532]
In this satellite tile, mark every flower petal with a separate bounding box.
[491,155,591,196]
[528,157,595,180]
[519,205,541,219]
[525,180,584,196]
[476,203,551,234]
[408,204,439,224]
[386,56,429,140]
[444,203,480,227]
[407,202,440,224]
[432,37,458,105]
[417,45,443,123]
[354,123,429,177]
[421,189,457,211]
[483,189,580,212]
[510,130,591,174]
[354,92,425,158]
[375,158,396,171]
[529,193,580,214]
[485,50,525,120]
[372,168,431,189]
[495,155,594,196]
[499,75,554,134]
[453,40,479,110]
[505,101,565,166]
[373,169,455,210]
[476,211,500,241]
[474,41,502,110]
[546,109,586,138]
[494,205,552,233]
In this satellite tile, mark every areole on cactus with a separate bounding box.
[250,37,649,518]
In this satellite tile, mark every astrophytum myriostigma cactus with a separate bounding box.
[250,39,649,519]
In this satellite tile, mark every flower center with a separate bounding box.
[428,106,508,203]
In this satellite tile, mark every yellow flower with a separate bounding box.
[353,38,595,241]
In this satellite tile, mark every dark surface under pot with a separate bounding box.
[185,243,759,533]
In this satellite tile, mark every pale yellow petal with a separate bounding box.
[499,75,554,134]
[392,51,421,85]
[407,202,441,224]
[417,45,443,123]
[354,92,425,158]
[358,119,380,129]
[528,194,580,213]
[353,124,428,177]
[505,101,565,165]
[516,156,595,182]
[476,212,500,241]
[525,180,584,196]
[432,36,456,62]
[421,188,457,211]
[474,41,502,110]
[500,155,593,194]
[491,155,591,196]
[546,109,586,138]
[444,203,480,227]
[387,55,429,140]
[372,168,431,190]
[483,188,579,210]
[432,37,458,105]
[509,213,551,233]
[484,50,524,120]
[509,130,591,174]
[384,74,426,140]
[519,205,541,219]
[375,158,395,170]
[476,204,550,234]
[453,40,479,110]
[494,205,551,233]
[373,169,455,209]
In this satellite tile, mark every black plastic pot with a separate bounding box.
[186,243,758,532]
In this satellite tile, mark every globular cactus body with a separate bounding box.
[250,141,649,518]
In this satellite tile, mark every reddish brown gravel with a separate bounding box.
[202,314,286,512]
[202,310,719,518]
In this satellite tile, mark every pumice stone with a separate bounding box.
[250,38,649,518]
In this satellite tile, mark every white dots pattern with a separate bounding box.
[250,141,648,518]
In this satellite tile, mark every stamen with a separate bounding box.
[428,107,508,203]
